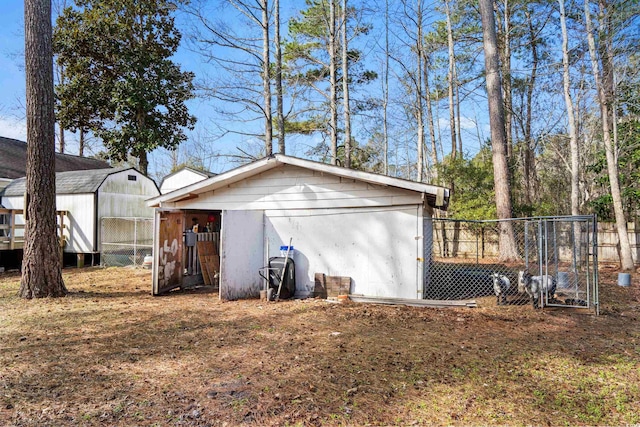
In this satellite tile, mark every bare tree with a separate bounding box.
[479,0,519,260]
[444,0,457,160]
[415,1,427,181]
[329,0,339,165]
[497,0,513,160]
[21,0,66,298]
[274,0,285,154]
[261,0,273,156]
[559,0,580,217]
[184,0,274,154]
[584,0,633,270]
[52,0,67,154]
[521,8,540,206]
[382,0,390,174]
[423,50,439,183]
[341,0,352,168]
[55,63,66,153]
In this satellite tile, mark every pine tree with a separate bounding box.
[21,0,67,298]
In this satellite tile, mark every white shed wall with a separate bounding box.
[159,164,433,300]
[165,165,423,211]
[1,193,95,253]
[161,170,208,194]
[264,205,421,299]
[98,170,159,218]
[58,194,96,252]
[220,210,264,300]
[97,170,159,252]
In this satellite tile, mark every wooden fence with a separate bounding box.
[597,222,640,265]
[432,219,640,265]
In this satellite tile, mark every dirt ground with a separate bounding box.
[0,265,639,426]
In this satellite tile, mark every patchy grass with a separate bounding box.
[0,265,639,426]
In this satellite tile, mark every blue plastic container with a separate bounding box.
[618,273,631,287]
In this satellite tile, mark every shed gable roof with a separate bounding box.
[2,167,139,196]
[148,155,450,210]
[0,136,111,180]
[159,167,217,189]
[160,167,216,182]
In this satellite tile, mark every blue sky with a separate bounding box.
[0,1,28,140]
[0,0,217,175]
[0,0,307,178]
[0,0,491,180]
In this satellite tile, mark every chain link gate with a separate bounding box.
[101,217,154,267]
[428,215,599,313]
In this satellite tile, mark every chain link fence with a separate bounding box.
[427,216,599,313]
[101,217,154,267]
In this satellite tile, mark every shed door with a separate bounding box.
[220,210,264,300]
[154,211,184,294]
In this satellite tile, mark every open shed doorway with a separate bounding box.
[153,209,221,295]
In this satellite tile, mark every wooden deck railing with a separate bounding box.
[0,208,67,250]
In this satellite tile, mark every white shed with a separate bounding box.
[159,167,216,194]
[2,167,160,255]
[147,155,450,300]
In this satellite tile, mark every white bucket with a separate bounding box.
[618,273,631,287]
[557,272,570,289]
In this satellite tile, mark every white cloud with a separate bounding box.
[0,116,27,141]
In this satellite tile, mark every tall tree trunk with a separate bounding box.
[329,0,338,165]
[423,52,438,182]
[584,0,633,270]
[415,0,425,181]
[479,0,519,261]
[170,147,179,171]
[383,0,389,175]
[523,9,539,206]
[79,128,85,157]
[559,0,580,216]
[455,68,463,157]
[135,108,148,175]
[341,0,352,168]
[434,86,445,161]
[274,0,284,154]
[261,0,272,156]
[138,150,148,176]
[445,0,457,160]
[21,0,66,298]
[58,122,65,153]
[501,0,513,161]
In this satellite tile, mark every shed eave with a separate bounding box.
[275,155,449,198]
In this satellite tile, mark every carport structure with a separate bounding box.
[147,155,450,300]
